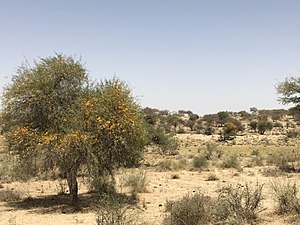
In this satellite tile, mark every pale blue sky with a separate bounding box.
[1,0,299,115]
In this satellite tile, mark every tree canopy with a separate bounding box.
[1,54,147,205]
[277,76,300,107]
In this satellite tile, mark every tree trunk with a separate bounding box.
[67,170,78,206]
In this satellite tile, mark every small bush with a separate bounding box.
[269,179,300,214]
[121,170,149,195]
[171,173,180,179]
[158,159,173,171]
[159,136,180,156]
[163,193,211,225]
[200,142,222,160]
[287,130,299,138]
[213,183,264,224]
[96,196,144,225]
[251,155,264,167]
[163,183,264,225]
[205,173,219,181]
[261,167,283,177]
[273,153,300,173]
[0,188,22,202]
[192,156,208,169]
[172,157,188,171]
[221,154,240,169]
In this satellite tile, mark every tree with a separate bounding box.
[1,54,88,205]
[277,76,300,121]
[249,120,258,132]
[220,122,237,141]
[217,111,230,126]
[1,55,146,205]
[277,76,300,106]
[84,78,147,191]
[257,119,273,135]
[185,119,196,131]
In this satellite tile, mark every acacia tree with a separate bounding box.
[83,78,146,192]
[1,55,146,205]
[1,54,88,205]
[277,76,300,106]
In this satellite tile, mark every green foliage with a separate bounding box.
[189,113,199,121]
[1,54,147,205]
[217,111,230,125]
[221,154,240,169]
[249,120,258,131]
[86,78,146,171]
[185,119,195,130]
[200,142,223,160]
[1,54,89,204]
[221,122,238,141]
[192,156,208,169]
[204,125,214,135]
[277,76,300,106]
[146,126,179,155]
[165,114,182,131]
[143,107,159,125]
[257,119,273,134]
[239,110,252,120]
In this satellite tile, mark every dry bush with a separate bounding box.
[163,183,264,225]
[0,188,22,202]
[205,173,219,181]
[96,196,147,225]
[213,183,265,224]
[261,167,283,177]
[172,156,188,170]
[158,159,173,171]
[269,179,300,214]
[171,173,180,179]
[120,170,149,195]
[221,154,240,169]
[192,156,208,169]
[163,192,212,225]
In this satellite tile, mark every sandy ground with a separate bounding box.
[1,133,300,225]
[1,165,300,225]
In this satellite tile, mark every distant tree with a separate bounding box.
[202,114,218,125]
[189,113,199,121]
[277,76,300,106]
[250,107,258,116]
[277,76,300,123]
[143,107,159,125]
[165,114,182,131]
[217,111,230,125]
[220,122,237,141]
[257,119,273,135]
[204,125,214,135]
[185,119,196,131]
[249,120,258,132]
[226,117,244,132]
[239,110,252,120]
